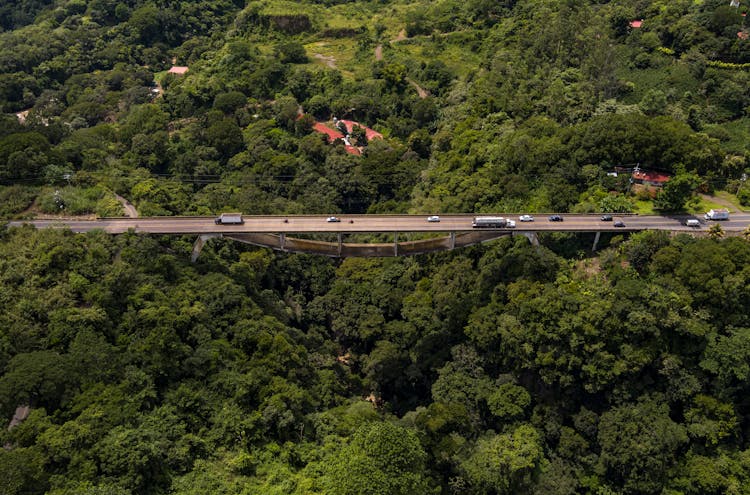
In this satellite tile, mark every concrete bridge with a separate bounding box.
[8,213,749,259]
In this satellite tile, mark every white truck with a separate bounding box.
[704,209,729,221]
[215,213,244,225]
[472,217,508,228]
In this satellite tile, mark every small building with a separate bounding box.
[629,19,643,28]
[339,119,383,141]
[632,169,671,186]
[168,66,189,75]
[312,122,344,143]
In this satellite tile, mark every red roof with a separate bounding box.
[340,120,383,141]
[168,66,189,75]
[344,146,362,156]
[632,170,670,184]
[313,122,344,143]
[629,20,643,28]
[739,31,749,40]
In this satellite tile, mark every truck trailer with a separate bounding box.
[472,217,508,228]
[704,209,729,221]
[215,213,244,225]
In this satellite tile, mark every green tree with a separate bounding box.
[707,223,724,239]
[654,173,700,212]
[459,424,544,495]
[597,398,688,493]
[321,422,434,495]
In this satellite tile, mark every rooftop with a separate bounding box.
[632,169,670,184]
[312,122,344,143]
[339,120,383,141]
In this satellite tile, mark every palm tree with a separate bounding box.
[707,223,724,240]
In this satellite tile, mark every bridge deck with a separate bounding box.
[8,213,749,257]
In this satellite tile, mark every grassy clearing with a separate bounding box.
[259,0,315,17]
[0,185,38,218]
[714,190,748,212]
[634,199,656,214]
[34,186,123,217]
[303,39,361,77]
[633,195,727,215]
[390,36,481,79]
[688,196,726,215]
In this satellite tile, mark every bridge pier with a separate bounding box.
[450,232,456,250]
[191,234,221,262]
[394,232,398,256]
[280,233,286,251]
[592,231,601,252]
[523,232,540,247]
[338,233,343,256]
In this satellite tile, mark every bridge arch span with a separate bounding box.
[218,231,512,257]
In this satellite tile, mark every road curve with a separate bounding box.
[7,213,750,234]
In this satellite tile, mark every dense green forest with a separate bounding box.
[1,0,750,493]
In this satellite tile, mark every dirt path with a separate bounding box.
[115,193,138,218]
[375,44,383,61]
[406,78,429,98]
[313,53,337,68]
[392,29,406,42]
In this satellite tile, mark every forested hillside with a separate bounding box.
[1,0,750,494]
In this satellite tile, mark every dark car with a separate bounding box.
[614,220,626,227]
[548,215,563,222]
[601,214,613,221]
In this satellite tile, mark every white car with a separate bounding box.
[427,216,441,222]
[326,216,341,223]
[519,215,534,222]
[506,220,516,228]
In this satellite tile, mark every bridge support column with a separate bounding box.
[592,231,601,252]
[191,234,221,262]
[450,232,456,250]
[280,233,286,251]
[523,232,540,247]
[338,233,343,256]
[394,232,398,256]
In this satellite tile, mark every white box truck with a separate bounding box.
[215,213,244,225]
[704,209,729,221]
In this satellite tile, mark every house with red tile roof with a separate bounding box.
[311,118,383,155]
[339,119,383,141]
[629,19,643,28]
[168,66,189,75]
[312,122,344,143]
[632,169,670,186]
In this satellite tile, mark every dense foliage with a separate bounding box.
[2,0,750,493]
[1,227,750,494]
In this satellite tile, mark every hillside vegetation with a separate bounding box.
[1,0,750,494]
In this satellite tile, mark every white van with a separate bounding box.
[685,219,700,227]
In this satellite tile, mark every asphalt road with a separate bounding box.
[7,213,750,234]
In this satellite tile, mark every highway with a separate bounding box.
[7,213,750,234]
